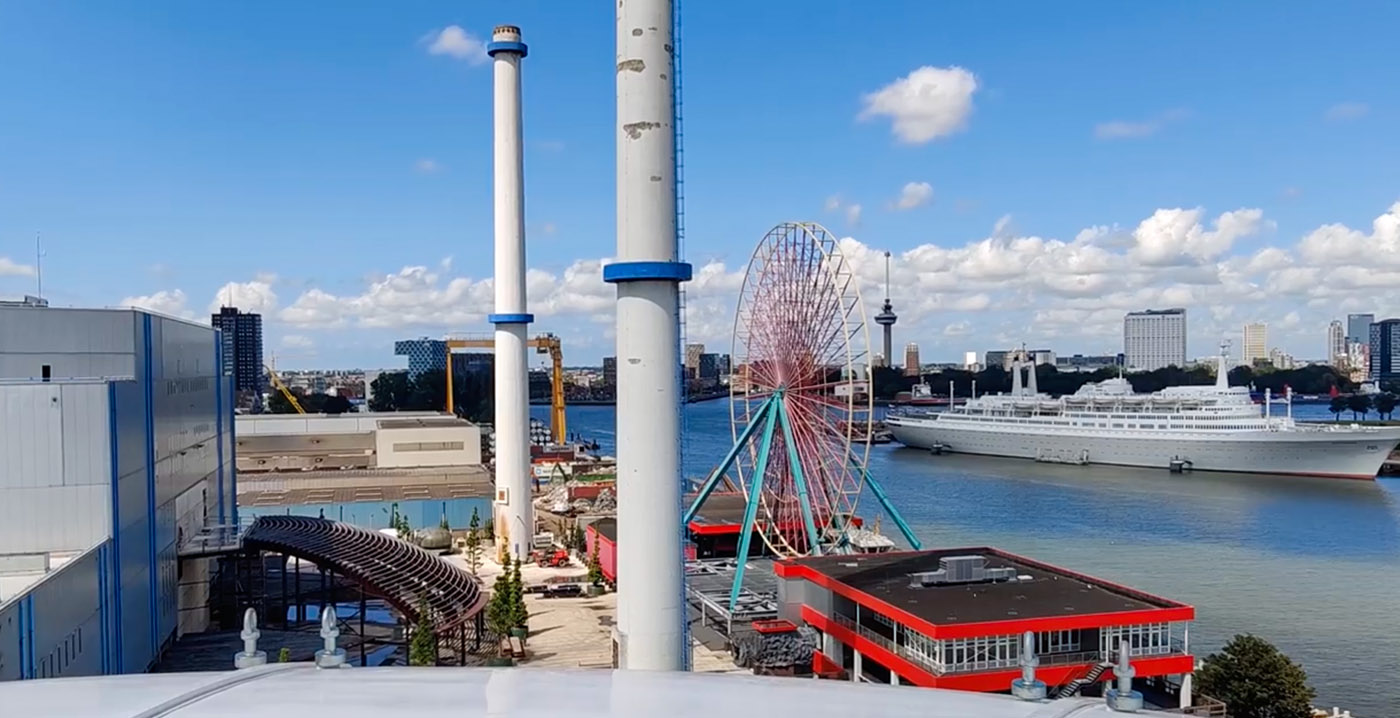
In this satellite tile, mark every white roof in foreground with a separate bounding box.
[1,665,1139,718]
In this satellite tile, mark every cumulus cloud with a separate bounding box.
[1297,201,1400,267]
[1325,102,1369,121]
[424,25,488,64]
[0,257,36,276]
[892,182,934,211]
[859,66,978,144]
[1131,208,1266,266]
[210,276,279,315]
[121,289,194,319]
[845,204,863,227]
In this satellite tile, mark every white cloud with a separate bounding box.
[943,321,971,336]
[210,277,278,315]
[424,25,488,65]
[121,289,194,319]
[824,195,842,212]
[845,204,863,227]
[858,66,978,144]
[1130,207,1266,266]
[1325,102,1369,121]
[1094,108,1189,140]
[414,158,441,173]
[0,257,35,277]
[282,334,315,350]
[893,182,934,211]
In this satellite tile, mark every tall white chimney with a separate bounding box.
[487,25,533,559]
[604,0,690,670]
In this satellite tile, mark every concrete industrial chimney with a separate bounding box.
[603,0,690,670]
[487,25,533,559]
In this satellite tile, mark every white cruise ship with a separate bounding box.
[886,350,1400,479]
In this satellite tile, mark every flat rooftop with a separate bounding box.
[784,548,1186,627]
[237,466,492,506]
[591,518,617,542]
[376,417,473,429]
[685,492,749,532]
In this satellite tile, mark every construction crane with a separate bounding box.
[445,333,566,444]
[265,363,306,414]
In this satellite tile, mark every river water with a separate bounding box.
[535,401,1400,715]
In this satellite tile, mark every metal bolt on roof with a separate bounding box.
[1105,639,1143,712]
[315,607,348,669]
[234,608,267,669]
[1010,631,1046,701]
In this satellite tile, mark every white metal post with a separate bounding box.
[606,0,690,671]
[487,25,533,560]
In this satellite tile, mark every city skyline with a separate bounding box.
[2,3,1398,368]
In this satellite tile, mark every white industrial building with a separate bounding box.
[0,306,235,681]
[234,412,482,471]
[1123,308,1187,371]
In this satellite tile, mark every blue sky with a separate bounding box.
[2,1,1398,369]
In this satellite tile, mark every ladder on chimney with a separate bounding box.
[1056,660,1116,699]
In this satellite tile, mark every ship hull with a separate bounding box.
[886,417,1400,479]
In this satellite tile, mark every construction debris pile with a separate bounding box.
[533,482,617,516]
[730,626,817,674]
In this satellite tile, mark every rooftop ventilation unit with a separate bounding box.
[908,555,1021,587]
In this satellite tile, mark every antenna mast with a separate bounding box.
[883,250,891,301]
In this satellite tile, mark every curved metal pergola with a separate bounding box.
[242,515,487,635]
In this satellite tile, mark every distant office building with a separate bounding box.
[717,353,731,377]
[872,353,887,369]
[1269,347,1296,370]
[1370,319,1400,383]
[984,350,1008,370]
[0,305,236,679]
[602,356,617,386]
[456,352,493,376]
[962,351,979,370]
[1328,320,1346,368]
[1056,354,1126,372]
[698,353,720,380]
[1347,313,1375,346]
[394,338,447,378]
[684,343,704,379]
[211,306,264,394]
[1123,308,1186,370]
[984,348,1055,371]
[904,343,921,377]
[1242,323,1268,365]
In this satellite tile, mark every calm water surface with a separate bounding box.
[537,401,1400,715]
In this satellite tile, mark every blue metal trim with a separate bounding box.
[107,382,123,673]
[214,331,225,524]
[602,261,693,284]
[229,382,238,527]
[776,396,823,555]
[97,544,106,674]
[487,313,534,324]
[142,314,158,654]
[485,40,527,58]
[730,406,779,610]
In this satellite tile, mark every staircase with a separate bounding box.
[1056,661,1115,698]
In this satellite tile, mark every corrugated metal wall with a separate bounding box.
[0,307,136,379]
[0,541,114,681]
[0,383,112,553]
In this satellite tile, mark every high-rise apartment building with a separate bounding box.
[211,306,264,394]
[1347,313,1375,345]
[685,343,705,379]
[1123,308,1186,370]
[1370,319,1400,383]
[698,352,723,380]
[602,356,617,386]
[904,342,921,377]
[1242,323,1268,365]
[1328,320,1346,367]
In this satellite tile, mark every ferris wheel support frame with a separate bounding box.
[683,389,922,610]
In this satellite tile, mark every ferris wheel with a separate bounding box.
[685,223,919,597]
[729,222,873,556]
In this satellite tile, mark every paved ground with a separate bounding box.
[441,552,740,672]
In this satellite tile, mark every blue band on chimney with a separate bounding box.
[603,261,693,284]
[488,313,534,324]
[486,41,528,58]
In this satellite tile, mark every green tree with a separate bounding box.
[510,558,529,629]
[1375,393,1397,421]
[464,508,484,576]
[278,647,290,663]
[485,571,513,637]
[368,371,414,412]
[1195,634,1315,718]
[439,513,450,531]
[1347,393,1372,420]
[408,597,437,666]
[1329,395,1348,421]
[587,537,604,587]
